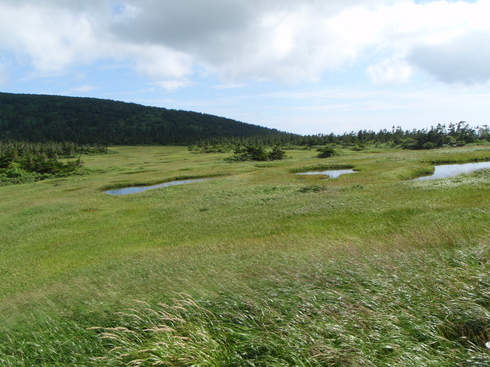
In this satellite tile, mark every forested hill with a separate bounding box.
[0,92,291,145]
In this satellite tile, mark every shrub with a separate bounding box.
[226,145,286,162]
[316,146,338,158]
[0,163,44,185]
[268,146,286,160]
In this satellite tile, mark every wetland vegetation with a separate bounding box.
[1,144,490,366]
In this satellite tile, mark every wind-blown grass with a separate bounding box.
[1,145,490,365]
[93,242,490,367]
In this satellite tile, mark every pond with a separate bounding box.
[296,169,357,179]
[104,178,211,195]
[414,161,490,181]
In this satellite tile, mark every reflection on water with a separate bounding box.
[297,169,357,179]
[105,178,211,195]
[414,161,490,181]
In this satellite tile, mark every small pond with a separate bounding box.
[414,161,490,181]
[104,178,211,195]
[296,169,357,179]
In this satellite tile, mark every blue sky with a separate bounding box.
[1,0,490,135]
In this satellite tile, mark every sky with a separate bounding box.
[1,0,490,136]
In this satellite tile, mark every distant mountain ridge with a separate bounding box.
[0,92,292,145]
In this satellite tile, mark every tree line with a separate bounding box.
[287,122,488,149]
[0,92,289,145]
[1,93,488,150]
[193,122,489,151]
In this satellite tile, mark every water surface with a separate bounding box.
[296,169,357,179]
[105,178,211,195]
[414,161,490,181]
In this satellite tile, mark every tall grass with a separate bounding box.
[1,145,490,365]
[96,241,490,366]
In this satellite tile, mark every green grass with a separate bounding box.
[1,145,490,366]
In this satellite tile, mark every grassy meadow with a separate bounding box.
[1,145,490,366]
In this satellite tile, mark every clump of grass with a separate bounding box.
[254,163,282,168]
[125,170,158,175]
[93,297,227,366]
[408,166,434,180]
[298,184,328,193]
[93,296,316,366]
[0,316,107,366]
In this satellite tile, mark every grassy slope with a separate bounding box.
[1,145,490,366]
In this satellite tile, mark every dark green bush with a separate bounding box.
[226,145,286,162]
[316,146,338,158]
[0,141,97,185]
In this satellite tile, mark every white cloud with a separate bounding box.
[409,30,490,84]
[367,58,414,84]
[125,44,193,80]
[1,0,490,87]
[0,1,105,76]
